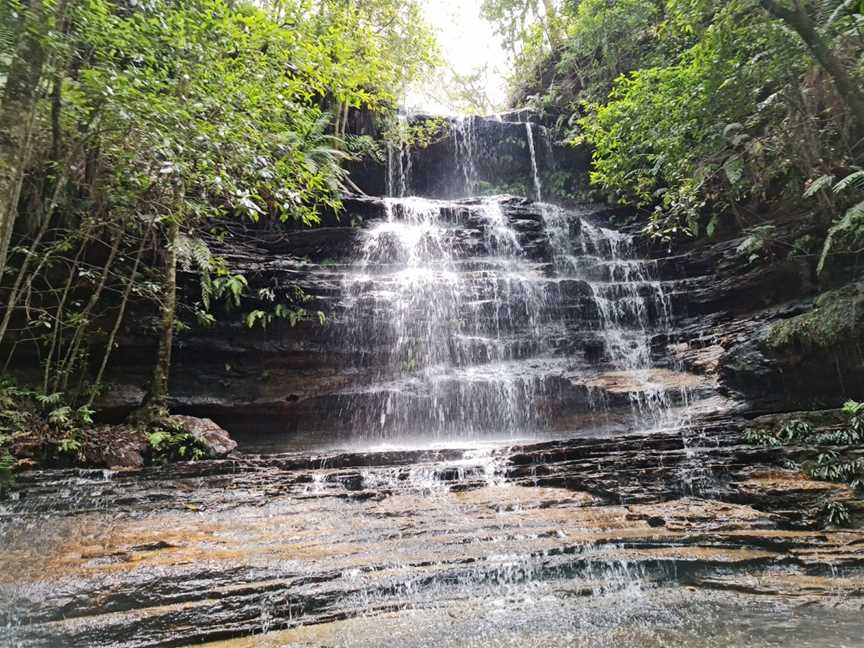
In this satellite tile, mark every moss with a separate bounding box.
[767,283,864,352]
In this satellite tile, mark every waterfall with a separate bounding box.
[386,115,412,197]
[341,197,551,440]
[339,194,680,439]
[540,204,675,421]
[525,123,543,202]
[454,116,479,196]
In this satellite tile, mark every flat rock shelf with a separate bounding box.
[2,422,863,647]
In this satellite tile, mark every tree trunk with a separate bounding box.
[760,0,864,138]
[0,0,50,280]
[146,217,179,413]
[88,219,153,408]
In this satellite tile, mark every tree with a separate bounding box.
[758,0,864,136]
[0,0,438,420]
[0,0,57,280]
[481,0,564,55]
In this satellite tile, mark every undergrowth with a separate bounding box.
[147,419,210,463]
[0,377,99,496]
[745,400,864,527]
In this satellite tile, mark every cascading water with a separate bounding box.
[525,123,543,202]
[344,121,684,441]
[341,196,551,440]
[387,114,412,197]
[540,204,677,420]
[454,116,479,196]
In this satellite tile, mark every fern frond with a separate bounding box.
[817,200,864,274]
[803,174,836,198]
[176,234,213,272]
[833,170,864,194]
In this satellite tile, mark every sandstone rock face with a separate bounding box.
[91,195,863,437]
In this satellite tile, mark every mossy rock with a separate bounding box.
[766,283,864,353]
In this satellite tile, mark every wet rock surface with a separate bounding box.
[2,424,862,647]
[89,193,864,437]
[97,196,721,436]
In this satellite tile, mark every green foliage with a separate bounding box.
[811,169,864,274]
[384,116,450,150]
[816,201,864,274]
[147,423,208,463]
[501,0,864,248]
[558,0,663,102]
[1,0,437,407]
[0,377,94,465]
[745,401,864,511]
[481,0,564,103]
[736,225,779,264]
[579,2,812,237]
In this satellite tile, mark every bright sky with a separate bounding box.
[404,0,509,115]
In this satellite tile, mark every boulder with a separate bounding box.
[87,425,149,469]
[170,415,237,458]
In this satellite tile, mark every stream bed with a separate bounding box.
[3,429,863,647]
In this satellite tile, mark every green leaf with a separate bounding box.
[803,174,835,198]
[244,309,268,328]
[723,157,744,185]
[833,170,864,194]
[817,201,864,275]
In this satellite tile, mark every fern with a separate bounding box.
[803,174,836,198]
[176,234,214,272]
[35,391,64,408]
[47,405,72,426]
[244,309,269,329]
[817,200,864,274]
[833,169,864,194]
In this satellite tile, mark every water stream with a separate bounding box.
[525,123,543,202]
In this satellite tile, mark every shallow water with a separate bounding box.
[202,588,864,648]
[3,434,863,647]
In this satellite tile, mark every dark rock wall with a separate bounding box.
[351,114,590,201]
[91,196,863,438]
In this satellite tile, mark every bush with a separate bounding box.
[147,420,210,463]
[0,377,94,464]
[745,400,864,491]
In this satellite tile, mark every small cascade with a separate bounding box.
[386,115,412,197]
[541,205,676,421]
[341,196,552,440]
[454,116,479,195]
[525,123,543,202]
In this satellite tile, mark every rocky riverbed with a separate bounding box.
[2,420,863,647]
